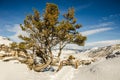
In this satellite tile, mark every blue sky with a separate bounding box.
[0,0,120,48]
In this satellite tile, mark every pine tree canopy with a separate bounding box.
[17,3,86,64]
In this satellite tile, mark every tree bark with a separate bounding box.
[33,58,52,72]
[58,48,62,57]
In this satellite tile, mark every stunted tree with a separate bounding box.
[18,3,86,72]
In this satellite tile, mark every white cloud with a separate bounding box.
[89,22,114,28]
[81,27,112,36]
[81,22,114,36]
[63,40,120,49]
[85,40,120,48]
[7,24,27,42]
[101,14,120,21]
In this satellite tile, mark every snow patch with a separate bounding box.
[0,36,12,46]
[50,66,74,80]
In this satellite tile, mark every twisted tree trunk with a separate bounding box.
[32,58,52,72]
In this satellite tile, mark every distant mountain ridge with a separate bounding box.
[0,36,120,59]
[84,44,120,58]
[0,36,12,46]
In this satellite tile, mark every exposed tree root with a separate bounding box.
[56,55,97,72]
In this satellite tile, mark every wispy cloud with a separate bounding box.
[85,40,120,48]
[101,13,120,21]
[63,39,120,49]
[89,22,114,28]
[81,27,112,36]
[81,21,114,36]
[7,24,27,42]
